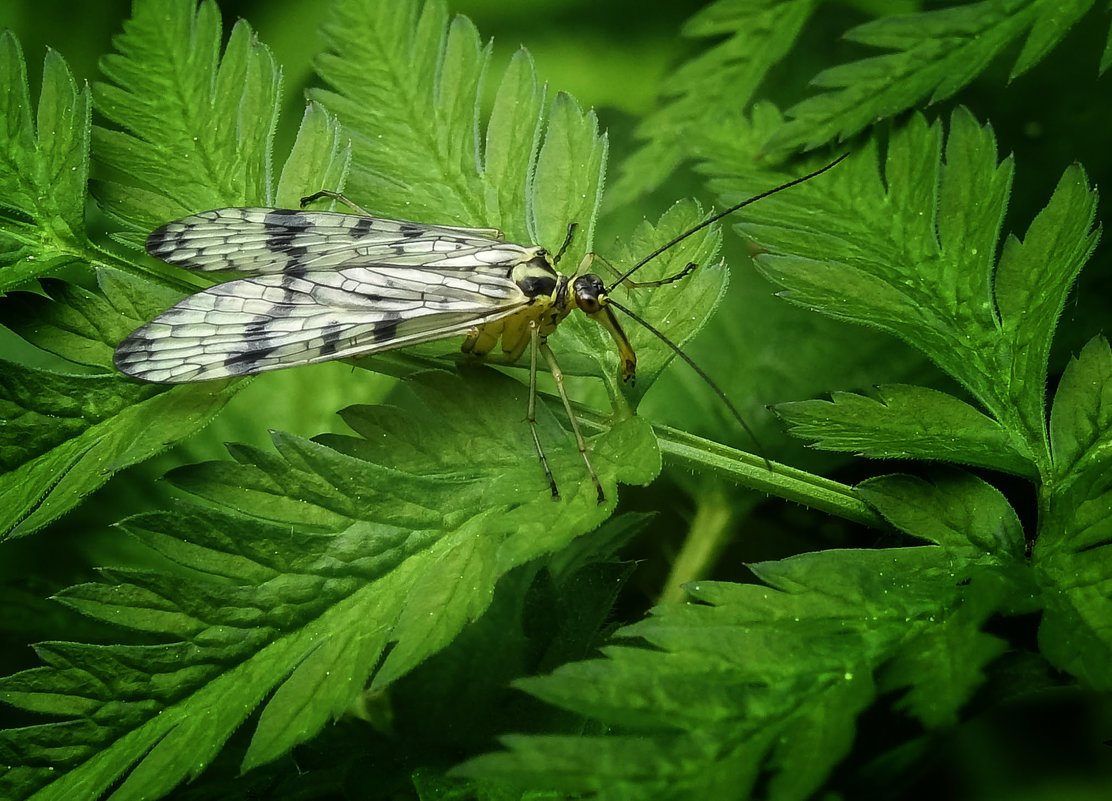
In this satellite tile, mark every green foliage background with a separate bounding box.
[1,1,1111,800]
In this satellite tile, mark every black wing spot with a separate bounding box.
[277,274,308,302]
[243,316,273,342]
[224,346,277,374]
[350,218,375,238]
[284,261,308,279]
[373,315,401,342]
[319,322,343,355]
[264,210,314,255]
[146,225,171,256]
[399,223,424,239]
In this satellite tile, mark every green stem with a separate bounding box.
[572,405,884,529]
[657,423,882,528]
[659,487,738,604]
[360,357,884,529]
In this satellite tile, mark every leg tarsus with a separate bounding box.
[299,189,374,217]
[554,223,577,265]
[624,261,698,288]
[526,322,561,500]
[540,342,606,505]
[588,252,699,289]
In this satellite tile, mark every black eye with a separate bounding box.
[573,274,606,312]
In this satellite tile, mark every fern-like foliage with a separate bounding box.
[309,0,727,398]
[0,0,348,541]
[2,1,1110,799]
[461,110,1111,800]
[0,33,90,292]
[0,0,745,796]
[608,0,816,205]
[768,0,1107,153]
[615,0,1108,196]
[748,109,1099,481]
[0,368,656,800]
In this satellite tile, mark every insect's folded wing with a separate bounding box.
[114,267,527,383]
[146,208,523,275]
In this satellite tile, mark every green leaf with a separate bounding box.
[858,470,1026,558]
[0,269,239,540]
[1011,0,1098,78]
[608,0,817,205]
[1103,12,1112,73]
[1036,336,1112,690]
[0,369,658,800]
[767,0,1099,154]
[389,513,648,753]
[878,575,1009,728]
[994,163,1101,441]
[741,108,1099,480]
[529,91,607,260]
[776,385,1036,477]
[312,0,607,272]
[0,33,91,292]
[483,49,546,241]
[312,0,490,227]
[628,109,929,500]
[634,101,928,470]
[274,101,351,209]
[462,545,1010,800]
[0,0,353,538]
[1,278,140,370]
[92,0,281,232]
[312,0,727,408]
[0,367,238,541]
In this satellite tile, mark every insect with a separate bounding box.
[115,156,847,503]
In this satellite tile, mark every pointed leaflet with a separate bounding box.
[93,0,281,234]
[775,385,1036,478]
[0,1,349,538]
[609,0,816,205]
[1036,337,1112,690]
[0,369,657,800]
[741,109,1098,481]
[767,0,1099,153]
[0,34,91,292]
[312,0,490,227]
[312,0,728,404]
[462,534,1013,800]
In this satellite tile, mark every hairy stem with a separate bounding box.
[572,405,884,529]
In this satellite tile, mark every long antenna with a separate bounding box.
[607,153,850,291]
[606,298,771,470]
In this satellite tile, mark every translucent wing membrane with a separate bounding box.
[117,210,534,382]
[146,208,530,274]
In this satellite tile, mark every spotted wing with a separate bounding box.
[115,263,530,383]
[146,208,532,275]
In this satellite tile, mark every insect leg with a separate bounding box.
[526,321,560,501]
[588,252,698,288]
[553,223,578,265]
[622,262,697,288]
[540,341,606,505]
[299,189,375,216]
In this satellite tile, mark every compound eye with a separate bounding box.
[574,274,605,313]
